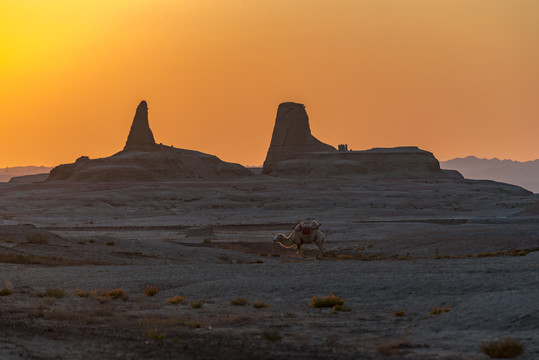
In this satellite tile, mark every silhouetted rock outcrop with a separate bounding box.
[47,101,252,182]
[123,101,157,151]
[263,102,336,174]
[262,102,463,179]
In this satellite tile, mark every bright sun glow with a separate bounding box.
[1,0,539,167]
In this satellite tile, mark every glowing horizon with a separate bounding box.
[2,0,539,168]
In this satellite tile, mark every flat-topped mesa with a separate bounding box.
[123,101,157,151]
[263,102,336,174]
[261,102,463,179]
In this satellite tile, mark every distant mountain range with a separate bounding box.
[440,156,539,193]
[0,166,52,182]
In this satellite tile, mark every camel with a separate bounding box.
[273,220,326,257]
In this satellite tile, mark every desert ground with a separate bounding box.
[1,176,538,359]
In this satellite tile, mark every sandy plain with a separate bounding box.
[0,176,538,359]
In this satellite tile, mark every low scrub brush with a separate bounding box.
[142,285,160,297]
[253,301,270,309]
[429,307,452,315]
[230,297,248,306]
[190,300,203,308]
[480,338,524,358]
[45,288,65,298]
[310,294,345,308]
[167,295,186,305]
[106,288,128,301]
[0,288,12,296]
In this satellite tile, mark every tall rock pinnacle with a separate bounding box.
[123,101,157,151]
[262,102,336,173]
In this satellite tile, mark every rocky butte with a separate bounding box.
[262,102,463,179]
[46,101,252,182]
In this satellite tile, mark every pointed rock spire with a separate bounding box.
[262,102,336,173]
[123,101,157,151]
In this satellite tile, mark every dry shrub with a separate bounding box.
[143,329,166,341]
[333,304,351,312]
[190,300,203,308]
[142,285,160,297]
[429,307,452,315]
[26,232,48,244]
[45,288,65,298]
[167,295,186,305]
[106,288,128,301]
[230,297,248,306]
[310,294,345,308]
[0,288,12,296]
[394,310,405,317]
[480,338,525,358]
[75,290,90,298]
[253,301,270,309]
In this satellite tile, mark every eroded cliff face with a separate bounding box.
[47,101,252,182]
[266,146,463,179]
[262,102,336,174]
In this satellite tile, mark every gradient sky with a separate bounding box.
[1,0,538,167]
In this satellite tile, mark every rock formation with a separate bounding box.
[263,102,336,174]
[123,101,157,151]
[47,101,252,182]
[262,102,463,179]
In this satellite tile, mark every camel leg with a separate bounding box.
[296,244,303,257]
[316,237,325,258]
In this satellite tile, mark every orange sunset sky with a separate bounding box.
[1,0,538,168]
